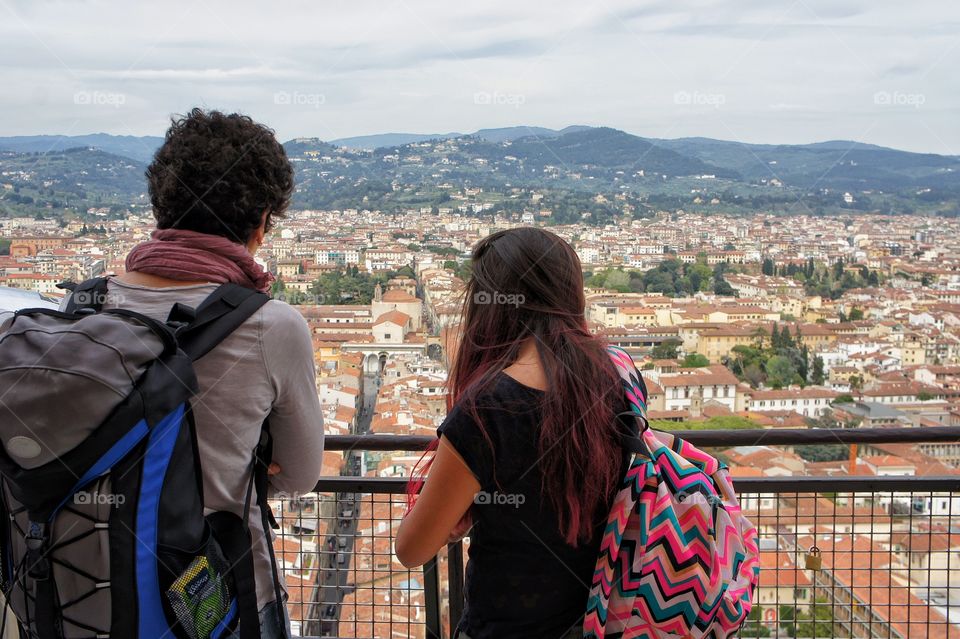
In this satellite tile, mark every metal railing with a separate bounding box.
[272,426,960,639]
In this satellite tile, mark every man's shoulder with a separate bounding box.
[259,298,308,329]
[258,299,312,351]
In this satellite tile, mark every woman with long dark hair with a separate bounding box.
[396,227,630,639]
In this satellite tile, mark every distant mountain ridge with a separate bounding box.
[330,132,461,149]
[329,125,593,148]
[0,134,163,163]
[1,127,953,171]
[1,126,958,219]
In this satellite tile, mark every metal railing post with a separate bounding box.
[424,554,443,639]
[447,541,465,634]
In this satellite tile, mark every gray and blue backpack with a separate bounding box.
[0,277,283,639]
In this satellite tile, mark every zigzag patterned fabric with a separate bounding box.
[584,346,761,639]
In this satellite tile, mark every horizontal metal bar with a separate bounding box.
[732,475,960,493]
[323,425,960,451]
[313,474,960,495]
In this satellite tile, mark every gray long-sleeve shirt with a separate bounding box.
[99,279,324,610]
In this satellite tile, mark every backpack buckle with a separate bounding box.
[167,303,198,332]
[25,521,50,581]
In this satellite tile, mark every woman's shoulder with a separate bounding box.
[440,373,541,428]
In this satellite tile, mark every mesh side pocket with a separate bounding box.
[165,540,234,639]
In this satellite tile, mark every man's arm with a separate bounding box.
[261,302,325,496]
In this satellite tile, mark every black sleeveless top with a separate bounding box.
[438,373,631,639]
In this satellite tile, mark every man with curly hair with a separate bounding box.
[101,109,322,637]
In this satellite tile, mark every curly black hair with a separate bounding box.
[146,108,293,244]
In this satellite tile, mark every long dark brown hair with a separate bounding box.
[409,227,623,545]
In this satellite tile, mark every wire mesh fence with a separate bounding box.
[270,433,960,639]
[270,488,451,639]
[735,481,960,638]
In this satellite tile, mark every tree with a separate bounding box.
[681,353,710,368]
[271,276,286,299]
[849,375,864,392]
[713,277,736,296]
[833,393,855,404]
[795,599,834,637]
[744,363,766,388]
[918,391,934,401]
[454,259,472,281]
[604,270,631,292]
[739,605,771,637]
[765,355,797,389]
[310,267,396,305]
[780,324,794,349]
[811,356,826,385]
[685,261,713,292]
[833,259,844,279]
[725,344,767,388]
[848,307,864,321]
[651,339,681,360]
[797,343,810,383]
[751,326,769,350]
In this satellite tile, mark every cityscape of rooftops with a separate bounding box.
[2,1,960,637]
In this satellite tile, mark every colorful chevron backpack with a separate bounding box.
[584,346,760,639]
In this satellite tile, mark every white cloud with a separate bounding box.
[0,0,956,153]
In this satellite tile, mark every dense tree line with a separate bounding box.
[723,323,820,389]
[586,258,738,297]
[272,266,417,306]
[762,257,881,299]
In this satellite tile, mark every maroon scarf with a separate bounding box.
[125,229,274,293]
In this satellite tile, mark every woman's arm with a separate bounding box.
[395,437,480,568]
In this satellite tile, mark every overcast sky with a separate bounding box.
[1,0,957,153]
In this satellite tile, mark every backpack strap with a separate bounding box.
[215,425,285,639]
[168,285,285,636]
[607,346,654,457]
[169,283,269,361]
[250,424,287,634]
